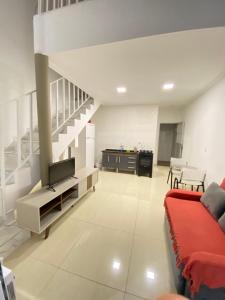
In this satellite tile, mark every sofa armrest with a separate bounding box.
[166,189,202,201]
[183,251,225,295]
[220,178,225,190]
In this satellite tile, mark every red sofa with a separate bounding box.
[164,179,225,300]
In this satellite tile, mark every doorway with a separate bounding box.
[157,123,184,166]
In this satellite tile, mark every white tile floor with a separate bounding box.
[5,166,176,300]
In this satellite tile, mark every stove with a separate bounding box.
[137,150,153,177]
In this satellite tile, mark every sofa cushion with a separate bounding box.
[200,182,225,219]
[218,213,225,232]
[165,197,225,266]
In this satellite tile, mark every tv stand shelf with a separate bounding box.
[40,196,62,219]
[16,167,98,238]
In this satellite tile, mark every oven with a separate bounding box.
[137,151,153,177]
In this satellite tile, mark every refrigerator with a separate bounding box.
[86,123,95,168]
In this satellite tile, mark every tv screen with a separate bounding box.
[48,157,75,186]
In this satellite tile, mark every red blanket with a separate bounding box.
[183,252,225,294]
[165,197,225,294]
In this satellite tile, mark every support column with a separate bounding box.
[35,54,52,187]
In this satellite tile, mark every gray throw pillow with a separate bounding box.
[218,213,225,232]
[200,182,225,219]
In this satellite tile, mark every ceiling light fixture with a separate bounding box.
[117,86,127,94]
[162,82,175,91]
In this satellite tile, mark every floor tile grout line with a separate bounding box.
[22,195,138,296]
[28,240,144,297]
[29,220,95,275]
[58,265,156,300]
[124,291,148,300]
[7,169,171,299]
[30,234,163,299]
[58,265,126,294]
[23,256,60,298]
[69,213,136,236]
[30,256,128,297]
[123,194,141,297]
[28,255,62,270]
[29,216,154,299]
[0,230,22,248]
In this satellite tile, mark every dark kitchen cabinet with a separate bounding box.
[101,150,137,173]
[102,152,117,169]
[102,152,110,168]
[109,154,118,169]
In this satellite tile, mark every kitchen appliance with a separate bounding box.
[137,150,153,177]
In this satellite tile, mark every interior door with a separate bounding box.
[157,123,185,165]
[158,124,176,166]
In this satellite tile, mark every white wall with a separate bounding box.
[0,0,36,102]
[0,0,36,147]
[183,76,225,185]
[159,107,184,124]
[92,105,159,164]
[49,68,62,83]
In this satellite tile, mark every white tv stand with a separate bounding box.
[16,167,98,239]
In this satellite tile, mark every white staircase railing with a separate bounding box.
[0,75,94,221]
[37,0,87,14]
[50,77,90,137]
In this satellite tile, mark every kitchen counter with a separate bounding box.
[102,149,137,173]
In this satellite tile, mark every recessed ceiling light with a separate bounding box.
[162,82,175,91]
[117,86,127,94]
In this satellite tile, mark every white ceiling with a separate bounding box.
[50,27,225,106]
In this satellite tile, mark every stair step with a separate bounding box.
[0,169,15,185]
[0,225,30,258]
[0,224,21,247]
[5,142,17,153]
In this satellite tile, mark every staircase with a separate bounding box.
[52,98,99,161]
[0,74,99,258]
[50,76,100,161]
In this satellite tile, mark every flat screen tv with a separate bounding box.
[48,157,75,187]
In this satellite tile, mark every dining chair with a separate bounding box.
[167,157,187,188]
[174,168,206,192]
